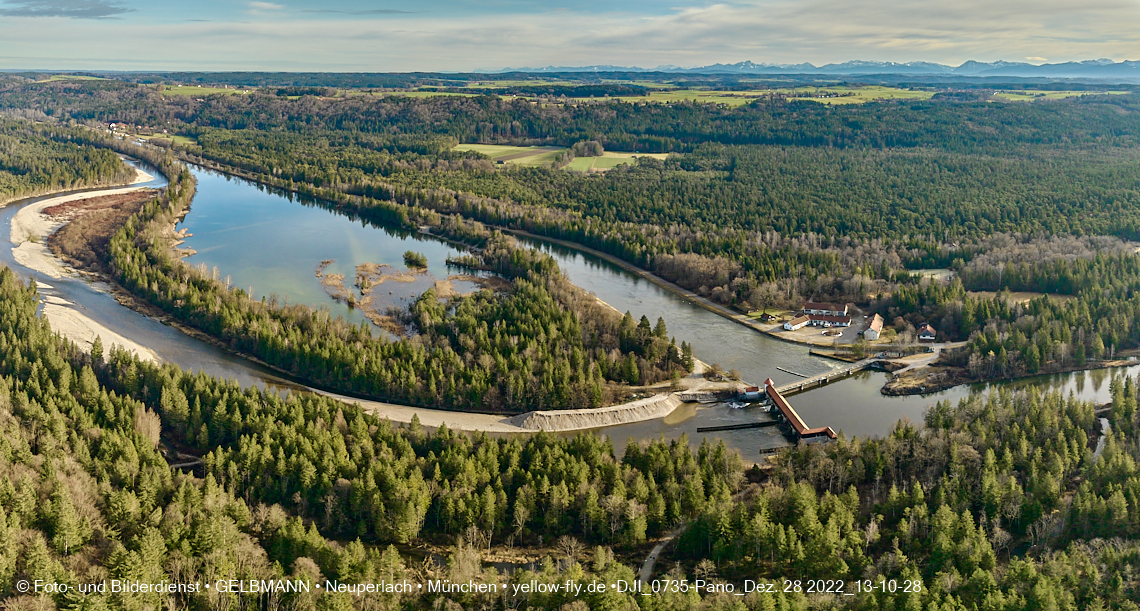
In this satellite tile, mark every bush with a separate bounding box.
[403,250,428,268]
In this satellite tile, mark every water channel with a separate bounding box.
[4,162,1137,463]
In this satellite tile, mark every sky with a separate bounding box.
[0,0,1137,71]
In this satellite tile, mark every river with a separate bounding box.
[0,159,296,391]
[4,162,1135,462]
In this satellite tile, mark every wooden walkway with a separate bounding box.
[775,358,880,396]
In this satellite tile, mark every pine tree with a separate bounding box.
[48,484,88,555]
[90,335,103,364]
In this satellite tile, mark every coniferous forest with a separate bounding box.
[0,75,1140,609]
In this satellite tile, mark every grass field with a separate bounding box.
[162,85,249,96]
[994,90,1129,101]
[135,133,198,146]
[746,308,793,320]
[455,145,668,170]
[565,152,670,172]
[460,80,569,88]
[394,91,482,98]
[565,85,935,106]
[38,75,108,82]
[604,90,763,106]
[454,144,566,167]
[784,85,935,105]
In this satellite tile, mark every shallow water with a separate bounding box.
[177,167,478,328]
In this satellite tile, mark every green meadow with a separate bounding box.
[456,144,667,170]
[162,85,249,96]
[994,89,1129,101]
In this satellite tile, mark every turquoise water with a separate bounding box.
[177,167,475,328]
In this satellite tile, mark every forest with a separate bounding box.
[0,119,134,206]
[0,74,1137,610]
[8,77,1140,378]
[2,251,1140,609]
[68,132,687,412]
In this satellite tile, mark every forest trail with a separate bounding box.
[1093,417,1111,462]
[638,523,688,583]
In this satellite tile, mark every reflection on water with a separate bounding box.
[0,160,293,390]
[513,235,1139,460]
[178,167,478,328]
[6,160,1133,464]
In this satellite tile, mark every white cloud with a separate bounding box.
[0,0,132,19]
[246,1,283,15]
[1,0,1138,70]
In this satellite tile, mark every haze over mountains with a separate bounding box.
[488,58,1140,79]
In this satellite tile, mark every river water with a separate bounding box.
[177,168,481,329]
[0,160,293,391]
[4,162,1135,462]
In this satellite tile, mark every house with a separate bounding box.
[758,312,777,323]
[918,322,937,342]
[864,314,884,340]
[802,302,849,317]
[740,386,762,401]
[784,315,811,331]
[808,315,851,328]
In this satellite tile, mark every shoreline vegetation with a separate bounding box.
[154,143,1140,403]
[2,77,1140,610]
[6,124,738,426]
[102,147,694,412]
[1,150,733,434]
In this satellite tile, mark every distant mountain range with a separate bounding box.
[484,59,1140,79]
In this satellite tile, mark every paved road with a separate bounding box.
[638,524,687,583]
[1093,417,1112,463]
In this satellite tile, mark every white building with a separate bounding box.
[784,314,811,331]
[864,314,884,340]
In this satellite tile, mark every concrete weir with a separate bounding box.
[507,394,683,431]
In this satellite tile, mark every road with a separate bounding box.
[638,524,687,583]
[1093,417,1112,463]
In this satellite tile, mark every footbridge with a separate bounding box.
[775,357,880,397]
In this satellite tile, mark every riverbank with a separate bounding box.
[7,160,744,435]
[6,168,159,362]
[882,359,1140,396]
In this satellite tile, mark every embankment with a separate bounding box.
[507,393,684,431]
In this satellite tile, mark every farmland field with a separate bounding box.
[994,89,1129,101]
[456,144,667,170]
[784,85,935,104]
[566,152,670,172]
[454,144,566,166]
[567,85,935,106]
[162,85,249,95]
[38,75,108,82]
[393,90,482,98]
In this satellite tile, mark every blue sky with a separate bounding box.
[0,0,1137,71]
